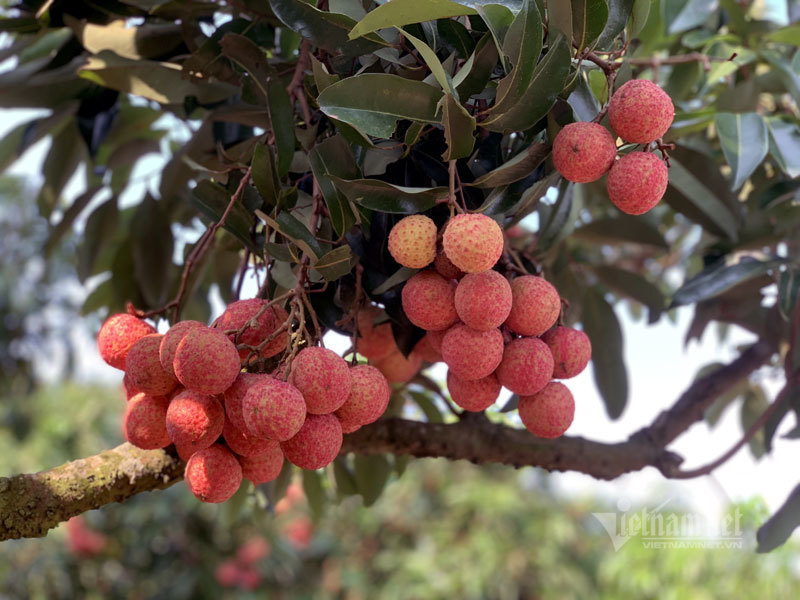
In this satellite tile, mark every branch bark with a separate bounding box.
[0,341,775,541]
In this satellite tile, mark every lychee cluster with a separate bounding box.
[97,302,390,504]
[552,79,674,215]
[387,213,592,438]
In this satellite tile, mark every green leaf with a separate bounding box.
[670,257,784,308]
[44,186,103,256]
[440,93,476,160]
[453,33,500,99]
[313,245,356,281]
[329,175,446,213]
[740,386,768,459]
[714,112,768,190]
[372,266,418,295]
[349,0,477,39]
[761,50,800,107]
[310,55,339,93]
[549,0,573,40]
[582,287,628,420]
[572,0,609,53]
[438,18,476,58]
[595,0,635,48]
[259,210,324,261]
[767,23,800,46]
[499,394,519,412]
[536,179,580,254]
[266,79,296,177]
[309,136,359,236]
[191,180,257,252]
[353,454,391,507]
[593,265,665,323]
[318,73,444,138]
[65,15,182,60]
[475,4,515,67]
[482,35,571,133]
[778,268,800,321]
[302,469,327,521]
[400,28,455,94]
[628,0,652,38]
[468,142,549,187]
[668,0,717,34]
[767,118,800,178]
[0,103,74,174]
[36,121,85,219]
[131,196,174,307]
[757,483,800,552]
[78,199,119,282]
[332,457,359,497]
[409,391,444,422]
[572,215,669,249]
[252,143,281,209]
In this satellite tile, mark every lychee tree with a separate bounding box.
[0,0,799,554]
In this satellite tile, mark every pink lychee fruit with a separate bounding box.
[401,270,458,331]
[166,389,225,453]
[446,371,501,412]
[238,444,285,484]
[454,270,512,331]
[425,327,449,354]
[213,298,289,360]
[608,79,674,143]
[289,346,352,414]
[243,378,306,441]
[236,537,271,565]
[606,151,668,215]
[185,444,242,503]
[334,365,391,432]
[552,122,617,183]
[434,250,465,280]
[504,276,561,337]
[540,326,592,379]
[372,349,423,383]
[413,333,442,363]
[442,213,504,273]
[123,393,171,449]
[356,306,397,361]
[441,324,504,381]
[97,313,156,370]
[518,381,575,438]
[173,327,241,395]
[159,320,205,380]
[122,372,141,400]
[495,337,554,396]
[280,413,343,470]
[125,334,177,396]
[223,372,268,432]
[223,418,280,457]
[387,214,437,269]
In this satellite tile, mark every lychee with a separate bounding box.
[243,378,306,441]
[495,337,554,395]
[289,346,351,414]
[372,349,423,383]
[442,213,504,273]
[356,306,397,361]
[414,334,442,363]
[174,327,241,395]
[166,389,225,452]
[238,444,285,484]
[401,270,458,331]
[123,393,171,449]
[518,381,575,438]
[335,365,391,431]
[224,372,268,432]
[446,371,501,412]
[552,122,617,183]
[387,214,437,269]
[185,444,242,502]
[159,320,205,380]
[122,372,140,400]
[505,276,561,337]
[125,334,177,396]
[441,324,504,380]
[434,250,464,280]
[280,413,343,470]
[97,313,156,370]
[454,270,512,331]
[541,326,592,379]
[606,152,668,215]
[213,298,289,359]
[608,79,674,143]
[223,418,281,457]
[425,328,449,354]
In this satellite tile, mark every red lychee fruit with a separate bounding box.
[123,393,171,450]
[608,79,674,143]
[173,327,241,395]
[223,418,280,457]
[185,444,242,503]
[518,381,575,438]
[454,270,512,331]
[243,378,306,441]
[215,560,240,588]
[356,306,397,361]
[495,337,554,396]
[552,122,617,183]
[413,333,442,363]
[606,151,668,215]
[372,349,423,383]
[122,372,141,400]
[280,413,343,470]
[65,516,107,557]
[213,298,289,360]
[434,250,465,280]
[159,320,205,380]
[442,213,504,273]
[425,328,449,354]
[166,389,225,453]
[236,537,271,565]
[388,214,437,269]
[97,313,156,370]
[223,372,267,432]
[446,371,501,412]
[541,326,592,379]
[238,444,285,484]
[335,365,391,432]
[283,516,313,550]
[289,346,352,414]
[125,334,177,396]
[401,270,458,331]
[504,276,561,337]
[441,324,504,381]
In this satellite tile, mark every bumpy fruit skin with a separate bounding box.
[388,214,437,269]
[124,393,171,449]
[125,334,177,396]
[289,347,352,414]
[505,276,561,337]
[122,372,141,400]
[454,270,512,331]
[335,365,391,431]
[97,313,156,370]
[213,299,289,360]
[434,250,465,280]
[552,122,617,183]
[441,324,504,381]
[356,306,397,361]
[243,378,306,441]
[185,444,242,503]
[174,327,241,395]
[159,320,205,380]
[414,334,443,363]
[281,413,343,470]
[223,372,267,432]
[401,271,458,331]
[608,79,674,143]
[606,152,668,215]
[541,327,592,379]
[446,371,501,412]
[223,419,280,457]
[238,444,285,484]
[372,349,423,383]
[495,337,554,395]
[442,214,504,274]
[518,381,575,438]
[166,389,225,452]
[425,328,449,354]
